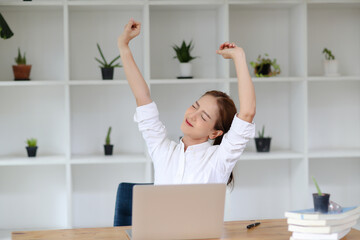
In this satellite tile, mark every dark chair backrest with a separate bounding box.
[114,182,153,226]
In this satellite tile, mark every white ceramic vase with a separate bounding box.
[323,60,339,77]
[179,63,192,77]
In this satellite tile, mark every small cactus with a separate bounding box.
[258,125,265,138]
[105,127,112,145]
[312,177,323,196]
[26,138,37,147]
[15,48,26,65]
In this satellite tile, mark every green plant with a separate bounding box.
[105,126,112,145]
[322,48,335,61]
[173,40,197,63]
[312,177,323,196]
[0,13,14,39]
[95,43,122,68]
[257,125,265,138]
[26,138,37,147]
[15,48,26,65]
[250,53,280,77]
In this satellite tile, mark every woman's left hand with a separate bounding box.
[216,42,245,59]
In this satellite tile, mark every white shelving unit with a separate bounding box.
[0,0,359,236]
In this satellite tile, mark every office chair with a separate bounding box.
[114,182,153,226]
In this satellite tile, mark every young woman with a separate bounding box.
[118,19,256,186]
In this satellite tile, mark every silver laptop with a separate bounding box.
[126,184,226,240]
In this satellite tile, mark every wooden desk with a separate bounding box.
[12,219,360,240]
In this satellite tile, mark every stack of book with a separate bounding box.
[285,206,360,240]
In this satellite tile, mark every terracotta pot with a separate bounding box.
[13,65,32,80]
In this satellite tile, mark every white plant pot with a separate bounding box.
[323,60,339,77]
[179,63,192,77]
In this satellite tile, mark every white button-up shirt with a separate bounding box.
[134,102,255,185]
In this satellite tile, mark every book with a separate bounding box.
[285,206,360,220]
[287,213,359,226]
[290,228,351,240]
[288,220,357,234]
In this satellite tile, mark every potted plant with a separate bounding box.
[312,177,330,213]
[13,48,31,81]
[322,48,339,77]
[26,138,38,157]
[95,43,122,80]
[173,40,197,79]
[0,13,14,39]
[255,125,271,152]
[104,126,113,156]
[250,53,280,77]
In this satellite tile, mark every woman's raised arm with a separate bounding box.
[216,42,256,123]
[118,18,152,106]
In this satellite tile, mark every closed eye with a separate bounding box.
[192,105,196,109]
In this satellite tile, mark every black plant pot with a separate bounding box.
[256,63,271,76]
[255,138,271,152]
[313,193,330,213]
[104,144,114,156]
[26,146,38,157]
[101,68,114,80]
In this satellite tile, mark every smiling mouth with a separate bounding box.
[185,119,193,127]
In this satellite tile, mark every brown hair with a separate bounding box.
[202,90,237,187]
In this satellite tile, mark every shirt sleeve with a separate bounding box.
[133,102,172,165]
[214,114,255,181]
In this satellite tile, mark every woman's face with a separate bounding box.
[181,94,221,141]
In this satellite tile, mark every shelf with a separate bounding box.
[0,81,66,87]
[240,150,304,160]
[0,9,64,81]
[0,155,67,166]
[228,0,303,8]
[68,1,144,11]
[69,80,128,86]
[149,1,222,10]
[307,76,360,81]
[307,1,360,7]
[149,4,224,79]
[308,149,360,159]
[308,81,360,151]
[0,1,62,7]
[149,78,227,84]
[68,0,144,6]
[69,7,143,81]
[0,154,149,166]
[229,2,306,78]
[0,164,67,229]
[1,0,359,230]
[69,86,143,154]
[71,153,148,165]
[230,77,305,83]
[307,4,360,76]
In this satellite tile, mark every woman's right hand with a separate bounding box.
[118,18,141,49]
[216,42,245,60]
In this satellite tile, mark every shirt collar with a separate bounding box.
[180,138,212,152]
